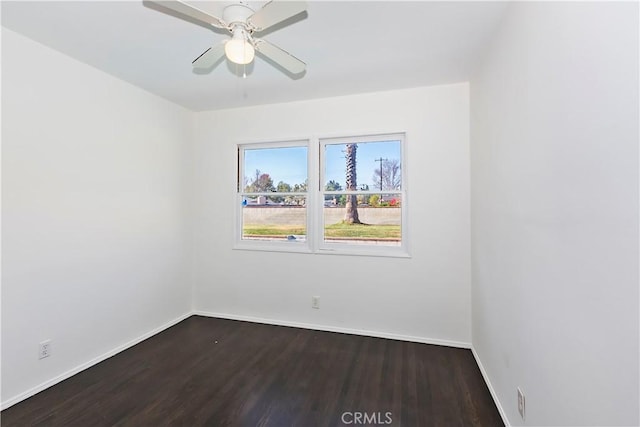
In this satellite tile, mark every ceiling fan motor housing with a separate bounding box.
[223,3,255,30]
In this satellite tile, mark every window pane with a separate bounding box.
[243,146,308,193]
[324,140,401,192]
[323,198,401,246]
[242,199,307,242]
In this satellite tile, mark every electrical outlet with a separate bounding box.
[39,340,52,359]
[312,296,320,309]
[517,387,525,420]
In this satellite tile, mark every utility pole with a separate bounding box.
[375,157,387,194]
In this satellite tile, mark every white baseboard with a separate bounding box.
[193,310,472,349]
[471,347,510,426]
[1,312,192,411]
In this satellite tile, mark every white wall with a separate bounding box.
[1,28,194,405]
[8,2,637,422]
[470,2,639,426]
[192,84,472,346]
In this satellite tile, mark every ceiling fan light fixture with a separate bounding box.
[151,0,307,75]
[225,28,254,65]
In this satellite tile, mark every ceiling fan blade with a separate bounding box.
[192,42,226,69]
[255,39,306,75]
[249,1,307,32]
[150,1,227,29]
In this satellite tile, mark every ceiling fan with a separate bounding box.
[150,1,307,75]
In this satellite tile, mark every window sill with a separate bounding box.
[233,241,312,255]
[316,247,411,259]
[233,241,411,258]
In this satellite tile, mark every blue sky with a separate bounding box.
[244,146,308,188]
[244,140,401,190]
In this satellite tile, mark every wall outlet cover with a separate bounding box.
[517,387,525,420]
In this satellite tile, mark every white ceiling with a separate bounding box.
[2,1,508,111]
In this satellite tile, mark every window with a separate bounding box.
[237,140,310,250]
[320,134,405,255]
[236,133,408,257]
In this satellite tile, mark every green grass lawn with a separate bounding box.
[243,225,306,236]
[243,222,400,240]
[325,222,400,239]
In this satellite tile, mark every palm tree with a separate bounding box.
[343,144,361,224]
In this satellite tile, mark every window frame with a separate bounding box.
[235,138,314,254]
[317,133,409,257]
[234,133,409,258]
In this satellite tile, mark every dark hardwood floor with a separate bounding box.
[1,316,503,426]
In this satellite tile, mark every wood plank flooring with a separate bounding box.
[1,316,503,426]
